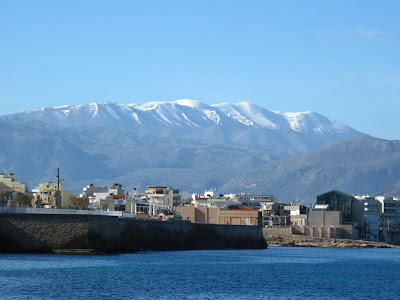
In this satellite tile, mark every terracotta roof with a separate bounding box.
[196,197,209,201]
[111,195,126,199]
[228,205,257,211]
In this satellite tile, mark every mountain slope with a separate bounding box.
[220,135,400,203]
[0,118,398,201]
[0,119,114,185]
[0,119,279,192]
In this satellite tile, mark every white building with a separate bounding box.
[193,196,228,208]
[283,204,307,226]
[80,184,108,198]
[190,189,235,208]
[90,183,125,209]
[375,196,400,231]
[229,193,275,209]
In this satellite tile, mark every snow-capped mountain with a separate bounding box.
[0,116,397,204]
[6,100,363,153]
[11,100,350,133]
[3,101,397,202]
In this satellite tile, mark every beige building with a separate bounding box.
[33,182,74,208]
[176,205,261,226]
[0,173,28,193]
[146,186,180,207]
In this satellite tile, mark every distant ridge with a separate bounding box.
[220,135,400,202]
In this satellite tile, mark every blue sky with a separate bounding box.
[1,0,399,139]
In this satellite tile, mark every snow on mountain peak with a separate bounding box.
[130,99,202,111]
[131,102,159,111]
[53,105,74,110]
[173,99,202,108]
[88,103,99,119]
[212,102,278,128]
[7,100,359,139]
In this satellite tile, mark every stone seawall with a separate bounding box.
[0,214,267,253]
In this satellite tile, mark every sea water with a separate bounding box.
[0,247,399,299]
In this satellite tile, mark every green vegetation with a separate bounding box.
[14,192,32,207]
[68,195,89,209]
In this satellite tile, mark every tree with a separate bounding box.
[0,184,13,206]
[14,192,33,207]
[68,195,89,209]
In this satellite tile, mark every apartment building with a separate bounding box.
[146,186,180,207]
[32,182,74,208]
[0,173,28,194]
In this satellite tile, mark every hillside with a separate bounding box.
[0,119,278,192]
[220,135,400,203]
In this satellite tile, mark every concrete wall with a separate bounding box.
[341,224,359,240]
[0,214,267,253]
[308,210,342,227]
[271,226,354,239]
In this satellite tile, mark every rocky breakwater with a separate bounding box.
[263,228,398,248]
[0,214,267,253]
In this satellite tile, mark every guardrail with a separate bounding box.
[0,206,132,217]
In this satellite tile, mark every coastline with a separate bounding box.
[265,234,399,248]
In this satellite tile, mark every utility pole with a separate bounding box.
[55,168,62,209]
[56,168,60,192]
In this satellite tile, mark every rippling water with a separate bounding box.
[0,247,399,299]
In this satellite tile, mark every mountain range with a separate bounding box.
[8,100,361,154]
[1,100,398,203]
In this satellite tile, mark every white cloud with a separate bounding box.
[352,28,388,41]
[319,28,391,44]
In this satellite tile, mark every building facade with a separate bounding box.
[175,206,261,226]
[375,196,400,231]
[0,173,28,193]
[261,202,291,227]
[316,190,353,222]
[146,186,180,207]
[284,204,307,226]
[353,195,380,241]
[32,182,74,208]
